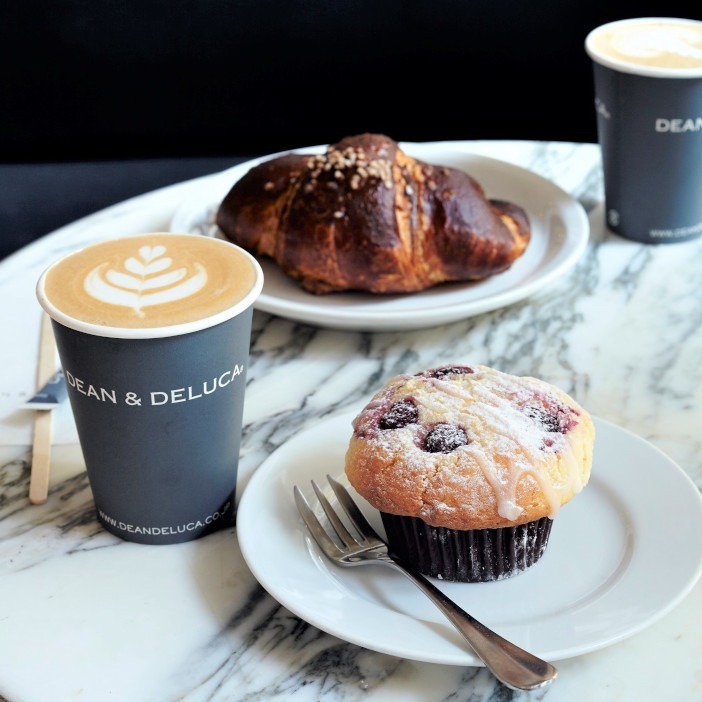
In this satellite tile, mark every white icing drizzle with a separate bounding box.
[441,377,563,518]
[468,446,522,521]
[405,368,586,520]
[560,436,586,496]
[470,389,564,519]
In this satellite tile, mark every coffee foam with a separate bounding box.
[38,234,262,337]
[587,18,702,76]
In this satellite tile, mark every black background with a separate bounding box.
[2,1,701,257]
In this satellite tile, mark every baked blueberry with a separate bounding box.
[524,404,575,434]
[419,366,474,379]
[380,398,419,430]
[424,423,469,453]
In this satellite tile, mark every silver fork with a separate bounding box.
[293,475,558,692]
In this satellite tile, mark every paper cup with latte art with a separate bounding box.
[37,233,263,544]
[586,17,702,244]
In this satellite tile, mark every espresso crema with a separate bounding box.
[588,18,702,71]
[40,234,260,330]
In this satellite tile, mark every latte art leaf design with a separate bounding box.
[105,267,187,291]
[125,245,172,276]
[84,244,208,317]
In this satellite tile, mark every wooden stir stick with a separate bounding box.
[29,313,57,505]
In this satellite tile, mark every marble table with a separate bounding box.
[1,141,701,702]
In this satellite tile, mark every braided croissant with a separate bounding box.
[216,133,530,294]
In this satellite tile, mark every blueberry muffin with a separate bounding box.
[344,365,595,581]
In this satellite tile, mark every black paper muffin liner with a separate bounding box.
[380,512,553,582]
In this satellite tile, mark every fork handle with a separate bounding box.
[381,556,558,691]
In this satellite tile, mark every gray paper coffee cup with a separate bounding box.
[586,18,702,244]
[37,233,263,545]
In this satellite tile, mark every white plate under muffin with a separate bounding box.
[236,409,702,666]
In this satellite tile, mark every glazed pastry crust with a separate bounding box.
[345,366,595,530]
[216,134,531,294]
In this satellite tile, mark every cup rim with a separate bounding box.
[585,17,702,78]
[36,233,264,339]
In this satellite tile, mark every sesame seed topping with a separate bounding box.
[302,144,394,194]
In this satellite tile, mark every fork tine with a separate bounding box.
[327,475,382,543]
[311,480,360,548]
[293,486,343,559]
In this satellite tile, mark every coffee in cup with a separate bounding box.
[42,233,259,331]
[585,18,702,244]
[37,233,264,544]
[587,18,702,72]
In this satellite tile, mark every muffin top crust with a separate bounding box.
[345,365,595,529]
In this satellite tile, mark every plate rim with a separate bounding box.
[236,409,702,666]
[169,142,590,331]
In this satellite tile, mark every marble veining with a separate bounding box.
[1,141,701,702]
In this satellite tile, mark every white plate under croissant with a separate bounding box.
[169,141,590,331]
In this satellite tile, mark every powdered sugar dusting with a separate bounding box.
[350,365,589,524]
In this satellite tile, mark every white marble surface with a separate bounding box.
[1,140,701,702]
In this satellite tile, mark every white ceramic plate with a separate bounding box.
[236,411,702,666]
[170,142,589,331]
